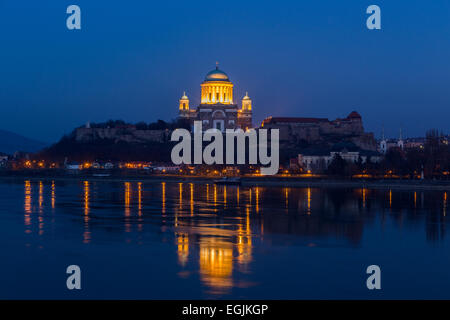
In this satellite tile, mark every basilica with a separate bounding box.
[178,65,252,131]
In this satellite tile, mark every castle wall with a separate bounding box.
[75,128,168,143]
[261,113,376,151]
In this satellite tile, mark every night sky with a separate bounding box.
[0,0,449,143]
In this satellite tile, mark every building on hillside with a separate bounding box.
[178,63,252,131]
[297,142,382,172]
[261,111,377,151]
[378,129,425,153]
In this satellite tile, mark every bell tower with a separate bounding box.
[242,92,252,111]
[238,92,252,130]
[179,91,189,111]
[179,91,191,119]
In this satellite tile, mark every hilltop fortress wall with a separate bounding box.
[261,112,377,151]
[74,127,169,144]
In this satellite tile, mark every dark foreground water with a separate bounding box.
[0,178,448,299]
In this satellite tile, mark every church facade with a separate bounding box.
[178,65,252,131]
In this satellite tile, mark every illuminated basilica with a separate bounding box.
[178,64,252,131]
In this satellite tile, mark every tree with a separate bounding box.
[326,154,347,176]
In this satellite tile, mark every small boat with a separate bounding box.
[92,173,111,177]
[214,177,241,185]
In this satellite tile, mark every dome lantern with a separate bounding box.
[242,92,252,111]
[179,91,189,110]
[201,63,234,104]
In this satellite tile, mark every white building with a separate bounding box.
[298,143,382,172]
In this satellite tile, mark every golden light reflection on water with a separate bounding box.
[362,188,366,208]
[176,232,189,266]
[213,184,217,208]
[162,182,166,215]
[284,187,289,210]
[38,181,44,235]
[138,182,142,215]
[190,183,194,216]
[237,209,252,269]
[179,182,183,210]
[414,192,417,208]
[51,181,55,210]
[199,238,234,294]
[389,189,392,208]
[171,183,255,294]
[255,187,259,213]
[15,180,450,297]
[197,214,253,294]
[22,181,449,296]
[24,180,31,231]
[83,181,90,243]
[125,182,131,233]
[444,192,447,217]
[307,187,311,215]
[38,181,43,213]
[223,186,227,207]
[138,182,143,232]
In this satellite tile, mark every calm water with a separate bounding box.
[0,178,449,299]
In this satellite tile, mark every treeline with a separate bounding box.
[326,130,449,179]
[86,119,191,130]
[35,118,193,162]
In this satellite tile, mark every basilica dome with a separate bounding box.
[204,66,230,82]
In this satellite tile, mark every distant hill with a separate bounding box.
[38,119,184,162]
[0,129,48,155]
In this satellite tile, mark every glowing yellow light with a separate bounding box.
[38,181,43,213]
[51,180,55,209]
[285,188,289,209]
[307,188,311,214]
[444,192,447,217]
[223,186,227,206]
[138,182,142,217]
[24,181,31,228]
[389,190,392,208]
[255,187,259,213]
[83,181,91,243]
[362,188,366,208]
[190,183,194,216]
[176,233,189,266]
[124,182,131,233]
[414,192,417,208]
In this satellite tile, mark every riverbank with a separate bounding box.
[1,172,449,191]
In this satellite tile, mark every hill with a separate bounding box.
[37,119,187,162]
[0,129,48,155]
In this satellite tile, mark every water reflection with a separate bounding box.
[444,192,447,217]
[176,232,189,266]
[24,180,31,231]
[19,180,450,297]
[83,181,90,243]
[124,182,131,233]
[199,238,234,294]
[190,183,194,216]
[51,180,55,210]
[38,181,44,235]
[162,182,166,215]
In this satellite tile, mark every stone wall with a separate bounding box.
[261,113,377,151]
[74,128,169,143]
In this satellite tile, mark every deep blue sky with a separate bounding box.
[0,0,449,142]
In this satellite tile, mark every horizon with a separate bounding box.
[1,0,450,142]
